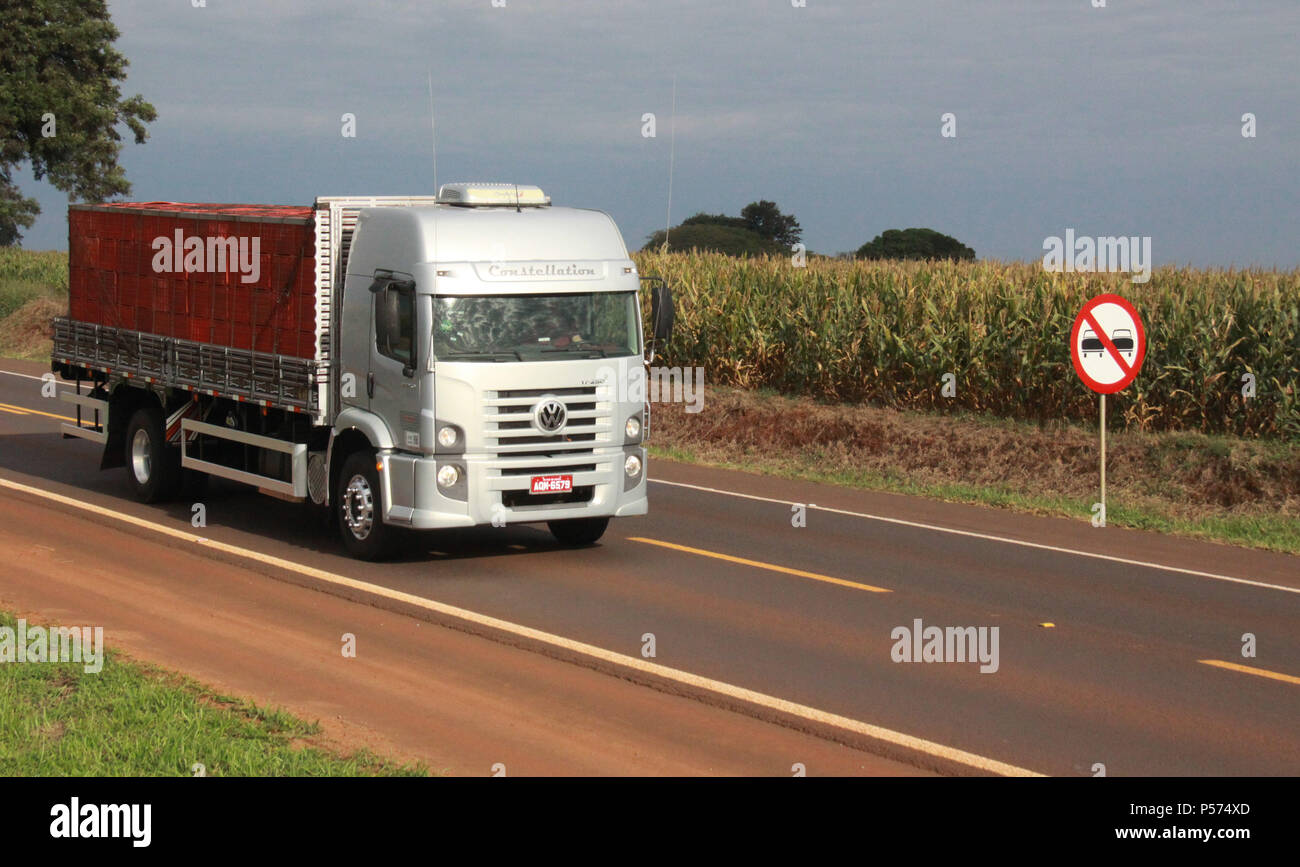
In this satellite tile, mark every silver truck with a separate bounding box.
[52,183,674,559]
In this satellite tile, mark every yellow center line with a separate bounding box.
[627,536,891,593]
[0,402,78,423]
[1199,659,1300,686]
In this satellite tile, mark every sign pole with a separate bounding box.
[1070,294,1144,530]
[1099,393,1106,524]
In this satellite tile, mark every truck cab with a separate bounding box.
[330,183,666,558]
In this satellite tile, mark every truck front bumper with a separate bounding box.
[378,445,648,530]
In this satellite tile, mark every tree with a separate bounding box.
[856,228,975,261]
[0,0,156,245]
[681,212,748,232]
[740,200,802,248]
[643,223,784,256]
[645,200,802,255]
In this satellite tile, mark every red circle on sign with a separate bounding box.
[1070,293,1146,394]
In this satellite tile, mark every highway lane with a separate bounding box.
[0,491,927,776]
[1,360,1297,775]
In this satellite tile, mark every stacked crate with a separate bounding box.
[67,202,318,360]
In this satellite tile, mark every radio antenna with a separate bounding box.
[664,74,676,250]
[427,68,438,193]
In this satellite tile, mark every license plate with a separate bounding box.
[530,474,573,494]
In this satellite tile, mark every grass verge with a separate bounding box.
[0,611,429,776]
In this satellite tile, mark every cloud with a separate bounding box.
[12,0,1299,265]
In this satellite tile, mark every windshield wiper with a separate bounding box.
[541,344,607,357]
[442,349,523,362]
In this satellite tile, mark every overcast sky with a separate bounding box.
[14,0,1300,266]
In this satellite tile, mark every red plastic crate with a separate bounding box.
[68,202,317,359]
[189,318,211,344]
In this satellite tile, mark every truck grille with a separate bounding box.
[482,385,612,464]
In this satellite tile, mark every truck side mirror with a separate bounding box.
[643,277,674,344]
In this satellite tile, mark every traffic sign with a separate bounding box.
[1069,293,1148,528]
[1070,294,1146,394]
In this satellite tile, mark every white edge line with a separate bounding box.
[0,367,79,397]
[0,369,49,382]
[649,478,1300,596]
[0,475,1041,778]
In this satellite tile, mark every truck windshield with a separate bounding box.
[432,292,640,361]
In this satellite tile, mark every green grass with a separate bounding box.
[0,612,429,776]
[648,443,1300,554]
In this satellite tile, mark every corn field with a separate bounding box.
[0,248,68,319]
[633,252,1300,441]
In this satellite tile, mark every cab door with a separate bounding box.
[369,273,421,451]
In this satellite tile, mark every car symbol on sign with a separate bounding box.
[1080,328,1135,359]
[1111,328,1135,357]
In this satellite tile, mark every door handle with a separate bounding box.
[366,372,375,398]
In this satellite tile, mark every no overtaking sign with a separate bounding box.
[1070,294,1146,394]
[1069,293,1146,527]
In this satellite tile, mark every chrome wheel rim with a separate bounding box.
[342,474,374,540]
[131,429,152,485]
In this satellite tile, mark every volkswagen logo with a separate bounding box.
[533,398,567,434]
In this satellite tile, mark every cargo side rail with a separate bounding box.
[53,318,322,418]
[59,390,108,444]
[180,418,308,499]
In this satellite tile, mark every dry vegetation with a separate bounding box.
[0,247,66,359]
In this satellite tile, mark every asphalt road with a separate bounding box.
[1,358,1297,776]
[0,492,923,776]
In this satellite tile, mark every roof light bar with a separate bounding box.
[436,182,550,207]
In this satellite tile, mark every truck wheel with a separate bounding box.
[337,451,394,560]
[124,406,180,503]
[548,517,609,546]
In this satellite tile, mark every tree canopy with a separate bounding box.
[644,222,786,256]
[0,0,156,245]
[740,200,801,248]
[644,200,802,255]
[856,228,975,261]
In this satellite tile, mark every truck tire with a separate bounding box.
[124,406,180,503]
[548,517,609,546]
[337,451,394,560]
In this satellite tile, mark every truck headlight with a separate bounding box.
[625,416,641,439]
[437,464,460,488]
[624,454,642,478]
[437,426,458,448]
